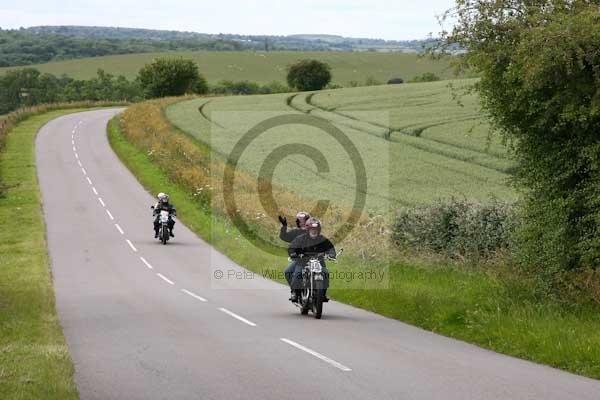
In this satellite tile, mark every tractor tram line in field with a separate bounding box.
[285,91,511,174]
[168,81,517,209]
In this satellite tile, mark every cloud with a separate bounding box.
[0,0,454,39]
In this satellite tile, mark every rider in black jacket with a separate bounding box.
[279,211,310,298]
[153,192,176,238]
[287,217,335,302]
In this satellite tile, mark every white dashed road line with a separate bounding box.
[81,167,87,175]
[157,273,174,285]
[140,257,153,270]
[280,338,352,372]
[92,186,98,195]
[181,289,207,302]
[115,223,124,235]
[98,197,105,207]
[126,239,137,252]
[218,308,257,327]
[87,177,93,185]
[106,209,114,220]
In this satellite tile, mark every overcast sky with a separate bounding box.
[0,0,455,40]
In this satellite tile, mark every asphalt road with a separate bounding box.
[36,109,600,400]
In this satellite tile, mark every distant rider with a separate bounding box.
[287,217,335,303]
[153,192,176,238]
[279,211,311,299]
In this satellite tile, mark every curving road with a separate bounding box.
[36,109,600,400]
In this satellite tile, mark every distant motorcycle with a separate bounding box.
[151,206,171,245]
[292,250,341,319]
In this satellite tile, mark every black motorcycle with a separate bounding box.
[151,206,171,245]
[292,251,340,319]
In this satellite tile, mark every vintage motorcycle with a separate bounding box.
[292,250,341,319]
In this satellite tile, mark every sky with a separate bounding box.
[0,0,455,40]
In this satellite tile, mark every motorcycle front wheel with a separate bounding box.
[313,289,324,319]
[300,289,310,315]
[161,226,168,245]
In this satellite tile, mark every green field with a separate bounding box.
[166,79,516,214]
[0,51,455,84]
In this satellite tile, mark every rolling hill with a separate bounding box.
[0,51,455,85]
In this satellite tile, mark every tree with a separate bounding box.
[438,1,600,276]
[286,60,332,91]
[137,57,208,98]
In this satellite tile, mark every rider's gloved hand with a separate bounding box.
[278,215,287,227]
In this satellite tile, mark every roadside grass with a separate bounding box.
[110,107,600,379]
[0,110,87,400]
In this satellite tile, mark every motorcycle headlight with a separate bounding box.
[311,263,322,273]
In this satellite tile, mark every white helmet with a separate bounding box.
[157,192,166,202]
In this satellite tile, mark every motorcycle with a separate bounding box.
[151,206,171,245]
[292,250,342,319]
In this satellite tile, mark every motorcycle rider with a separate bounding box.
[287,217,335,303]
[153,192,176,238]
[279,211,310,299]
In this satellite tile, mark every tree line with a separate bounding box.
[0,29,248,67]
[0,57,335,114]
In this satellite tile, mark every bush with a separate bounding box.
[393,198,516,261]
[438,2,600,275]
[365,76,383,86]
[410,72,441,83]
[209,80,291,95]
[210,80,260,95]
[286,59,332,91]
[138,57,207,98]
[259,81,291,94]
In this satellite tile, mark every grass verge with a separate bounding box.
[0,110,98,400]
[109,112,600,380]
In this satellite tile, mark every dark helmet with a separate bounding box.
[295,211,311,228]
[305,217,321,234]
